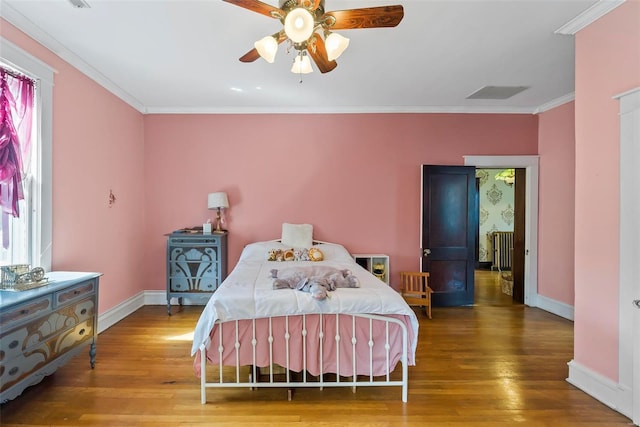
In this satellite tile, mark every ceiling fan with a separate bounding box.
[223,0,404,74]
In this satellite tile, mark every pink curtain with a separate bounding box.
[0,67,34,249]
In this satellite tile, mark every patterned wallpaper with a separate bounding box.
[476,169,515,263]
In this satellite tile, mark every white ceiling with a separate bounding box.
[0,0,622,114]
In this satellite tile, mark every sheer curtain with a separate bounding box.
[0,67,34,249]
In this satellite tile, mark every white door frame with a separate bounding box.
[463,155,539,308]
[616,87,640,423]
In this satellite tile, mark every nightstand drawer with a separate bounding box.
[54,279,96,307]
[0,296,52,327]
[169,235,221,246]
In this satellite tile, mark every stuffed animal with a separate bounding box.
[267,249,284,262]
[325,269,360,289]
[293,248,309,261]
[282,248,295,261]
[308,247,324,261]
[271,266,359,300]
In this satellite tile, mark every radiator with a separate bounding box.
[492,231,514,271]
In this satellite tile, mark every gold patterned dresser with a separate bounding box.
[0,271,100,402]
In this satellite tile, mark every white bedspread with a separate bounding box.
[190,241,419,357]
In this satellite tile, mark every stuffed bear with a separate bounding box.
[267,249,285,262]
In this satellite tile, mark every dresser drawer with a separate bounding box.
[0,296,52,328]
[1,297,96,361]
[54,279,96,307]
[0,318,94,392]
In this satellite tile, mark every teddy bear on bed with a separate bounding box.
[271,267,359,301]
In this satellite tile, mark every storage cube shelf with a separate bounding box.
[352,254,390,285]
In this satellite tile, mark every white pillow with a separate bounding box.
[281,223,313,248]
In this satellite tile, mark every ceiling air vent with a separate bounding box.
[68,0,91,8]
[466,86,529,100]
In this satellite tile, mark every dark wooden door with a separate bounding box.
[421,165,477,306]
[511,168,526,303]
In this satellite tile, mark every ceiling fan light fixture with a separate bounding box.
[325,32,349,61]
[254,36,278,63]
[284,7,315,43]
[291,51,313,74]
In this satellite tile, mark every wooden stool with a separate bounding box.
[399,271,433,319]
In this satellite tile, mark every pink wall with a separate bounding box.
[537,102,575,305]
[574,0,640,381]
[144,113,538,290]
[1,20,147,314]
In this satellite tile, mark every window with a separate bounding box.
[0,38,53,272]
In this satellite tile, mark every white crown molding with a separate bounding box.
[555,0,626,35]
[145,105,538,115]
[534,92,575,114]
[0,3,147,113]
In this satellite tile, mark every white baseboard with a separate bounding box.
[97,290,210,333]
[536,294,574,320]
[97,291,145,333]
[567,360,632,418]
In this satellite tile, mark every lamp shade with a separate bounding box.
[208,192,229,209]
[284,7,315,43]
[254,36,278,63]
[291,52,313,74]
[325,32,349,61]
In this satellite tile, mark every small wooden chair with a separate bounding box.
[399,271,433,319]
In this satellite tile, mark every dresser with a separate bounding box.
[166,231,228,314]
[0,271,100,403]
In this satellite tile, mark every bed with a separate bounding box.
[191,237,419,403]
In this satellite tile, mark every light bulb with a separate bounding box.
[254,36,278,63]
[291,52,313,74]
[325,32,349,61]
[284,7,315,43]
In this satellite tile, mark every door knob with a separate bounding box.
[423,249,431,257]
[633,299,640,309]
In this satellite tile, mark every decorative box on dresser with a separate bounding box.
[0,271,101,403]
[166,230,228,315]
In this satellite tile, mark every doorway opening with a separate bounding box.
[464,155,540,309]
[474,167,522,307]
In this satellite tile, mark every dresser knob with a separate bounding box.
[20,309,28,315]
[8,340,19,349]
[79,328,85,336]
[9,366,18,376]
[81,308,87,315]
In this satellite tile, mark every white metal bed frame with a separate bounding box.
[199,312,409,403]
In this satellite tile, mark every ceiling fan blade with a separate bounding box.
[239,49,261,63]
[307,36,337,73]
[239,31,287,63]
[322,5,404,30]
[223,0,283,18]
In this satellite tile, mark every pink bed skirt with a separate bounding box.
[194,313,415,378]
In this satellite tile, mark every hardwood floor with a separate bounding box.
[1,271,631,426]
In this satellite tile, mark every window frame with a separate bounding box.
[1,37,53,271]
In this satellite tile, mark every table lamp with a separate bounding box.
[207,192,229,233]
